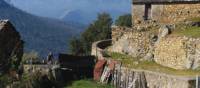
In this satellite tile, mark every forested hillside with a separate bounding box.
[0,1,84,57]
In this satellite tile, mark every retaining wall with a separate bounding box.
[112,67,198,88]
[91,39,112,59]
[92,39,200,88]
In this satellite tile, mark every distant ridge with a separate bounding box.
[0,0,84,57]
[5,0,131,25]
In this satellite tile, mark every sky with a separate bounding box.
[7,0,131,19]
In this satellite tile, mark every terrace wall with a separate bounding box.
[155,37,200,69]
[91,39,200,88]
[112,67,197,88]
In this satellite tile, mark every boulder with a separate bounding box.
[143,53,154,61]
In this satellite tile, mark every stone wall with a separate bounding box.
[111,26,156,58]
[112,67,197,88]
[155,36,200,70]
[23,64,50,74]
[91,39,112,59]
[23,64,61,81]
[92,2,200,88]
[91,38,199,88]
[111,26,200,70]
[132,4,200,25]
[94,37,200,88]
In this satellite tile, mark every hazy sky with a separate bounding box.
[7,0,131,19]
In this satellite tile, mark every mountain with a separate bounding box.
[5,0,131,25]
[0,0,84,57]
[63,9,130,25]
[63,10,95,25]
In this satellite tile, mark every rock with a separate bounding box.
[159,25,171,38]
[133,61,139,65]
[192,60,200,70]
[135,20,141,24]
[0,20,23,72]
[143,53,154,61]
[191,22,200,27]
[185,58,194,69]
[150,34,158,43]
[137,26,146,32]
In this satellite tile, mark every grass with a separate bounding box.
[108,52,200,76]
[173,26,200,38]
[170,17,200,38]
[172,24,200,38]
[187,17,200,23]
[66,79,113,88]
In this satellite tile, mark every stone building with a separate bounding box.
[132,0,200,25]
[0,20,23,73]
[110,0,200,70]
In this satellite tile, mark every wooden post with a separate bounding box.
[196,75,199,88]
[119,64,122,88]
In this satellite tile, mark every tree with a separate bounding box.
[69,37,84,55]
[69,13,112,55]
[115,14,132,27]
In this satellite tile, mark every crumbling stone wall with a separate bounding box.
[111,26,156,58]
[0,20,23,71]
[133,4,200,25]
[111,25,200,70]
[92,38,199,88]
[155,36,200,70]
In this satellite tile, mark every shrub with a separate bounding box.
[115,14,132,27]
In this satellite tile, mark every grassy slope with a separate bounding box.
[66,79,113,88]
[172,17,200,38]
[174,26,200,38]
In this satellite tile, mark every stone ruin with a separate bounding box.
[92,0,200,88]
[0,20,23,73]
[111,0,200,70]
[132,0,200,26]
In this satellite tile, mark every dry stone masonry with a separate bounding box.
[155,37,200,70]
[132,0,200,25]
[92,0,200,88]
[112,67,197,88]
[111,0,200,70]
[111,26,155,58]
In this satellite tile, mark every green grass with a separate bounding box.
[108,52,200,76]
[170,17,200,38]
[66,79,113,88]
[187,17,200,22]
[173,26,200,38]
[177,26,200,38]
